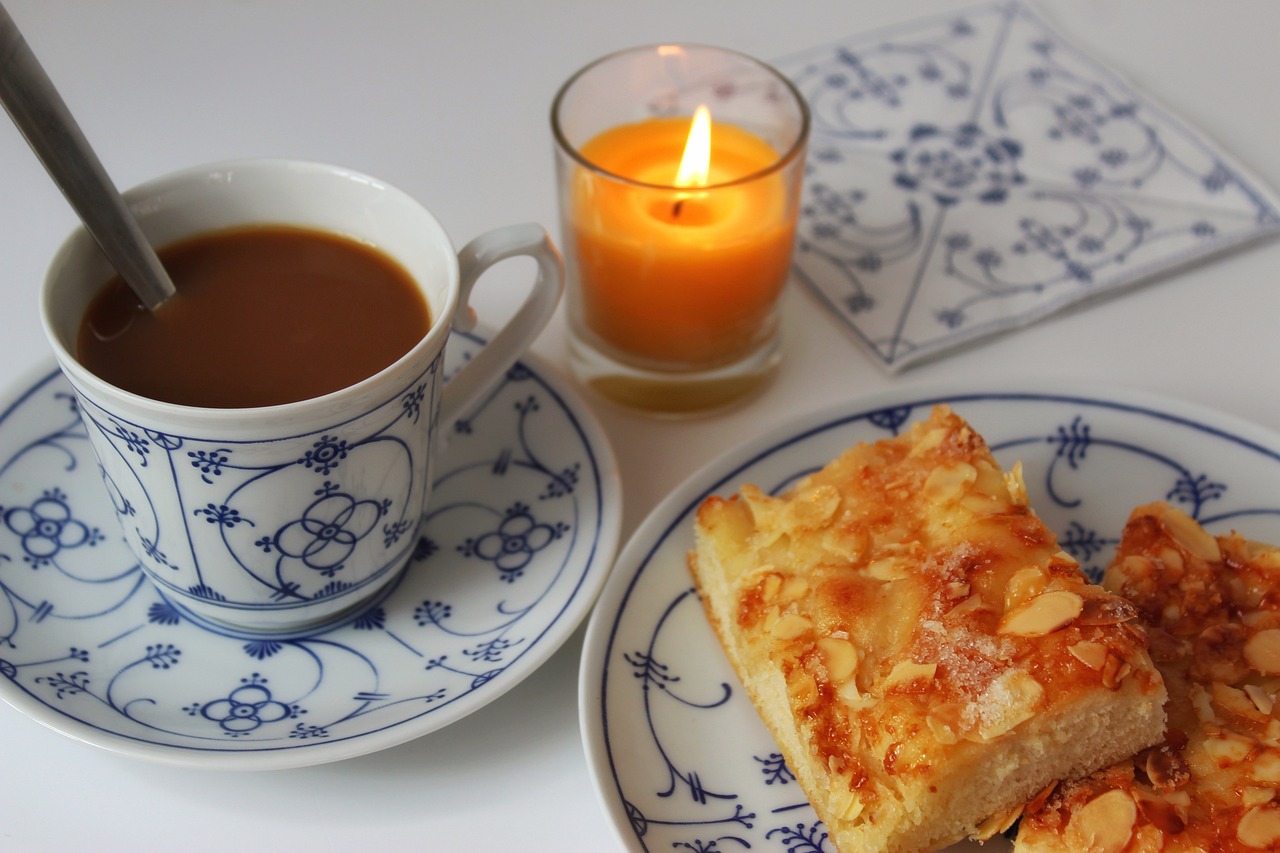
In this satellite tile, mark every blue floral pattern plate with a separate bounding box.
[581,385,1280,852]
[0,332,620,769]
[776,2,1280,372]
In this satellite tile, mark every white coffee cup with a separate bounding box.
[39,158,564,632]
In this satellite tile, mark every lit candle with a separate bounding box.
[569,107,798,366]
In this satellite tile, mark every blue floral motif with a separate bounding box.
[461,502,566,581]
[187,673,303,737]
[766,822,831,852]
[464,637,518,665]
[138,533,176,569]
[143,644,181,669]
[2,489,101,566]
[147,601,183,626]
[782,2,1280,370]
[401,383,427,424]
[298,435,349,475]
[891,122,1024,206]
[243,640,283,660]
[273,483,385,578]
[108,420,151,462]
[382,518,413,548]
[188,448,231,484]
[413,600,452,627]
[193,503,254,529]
[756,753,796,786]
[352,607,386,631]
[36,670,91,700]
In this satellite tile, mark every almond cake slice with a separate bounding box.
[688,405,1166,853]
[1014,502,1280,852]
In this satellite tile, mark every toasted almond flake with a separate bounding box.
[1248,684,1277,716]
[998,589,1084,637]
[1252,548,1280,572]
[1065,789,1136,853]
[1144,745,1191,791]
[770,612,812,641]
[1191,684,1220,724]
[787,670,818,708]
[1156,545,1185,572]
[1213,682,1267,723]
[883,661,937,692]
[1068,640,1109,671]
[973,802,1023,841]
[946,593,987,618]
[908,426,948,456]
[779,576,809,601]
[1051,549,1080,567]
[944,580,970,600]
[838,679,874,711]
[960,493,999,514]
[1238,805,1280,848]
[1004,566,1050,611]
[783,484,841,529]
[866,557,908,581]
[1246,629,1280,675]
[1202,730,1256,766]
[1158,504,1223,561]
[1101,654,1133,690]
[1251,749,1280,783]
[1121,554,1153,577]
[1244,611,1280,630]
[830,782,865,821]
[1004,461,1028,505]
[927,702,967,745]
[1077,595,1139,626]
[816,636,858,683]
[1243,787,1277,808]
[923,462,977,504]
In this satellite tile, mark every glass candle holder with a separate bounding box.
[552,44,809,415]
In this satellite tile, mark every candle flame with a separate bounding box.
[675,105,712,189]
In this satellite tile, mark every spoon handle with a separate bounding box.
[0,2,175,310]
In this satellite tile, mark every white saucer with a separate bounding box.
[580,384,1280,852]
[0,332,620,770]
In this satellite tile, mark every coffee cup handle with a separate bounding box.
[439,223,565,425]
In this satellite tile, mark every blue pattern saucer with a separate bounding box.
[581,385,1280,852]
[0,332,620,769]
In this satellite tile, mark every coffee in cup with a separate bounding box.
[40,159,564,632]
[78,225,433,408]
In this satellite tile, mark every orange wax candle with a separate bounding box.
[569,115,798,367]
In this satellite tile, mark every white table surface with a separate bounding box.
[0,1,1277,850]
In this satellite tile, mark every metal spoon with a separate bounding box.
[0,1,175,310]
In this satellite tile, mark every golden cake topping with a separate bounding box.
[690,405,1166,853]
[1016,501,1280,851]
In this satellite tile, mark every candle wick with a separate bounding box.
[672,199,684,219]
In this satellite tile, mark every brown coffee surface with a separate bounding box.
[77,226,432,408]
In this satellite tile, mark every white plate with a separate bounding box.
[581,384,1280,852]
[0,332,620,770]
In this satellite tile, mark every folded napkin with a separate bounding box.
[776,1,1280,372]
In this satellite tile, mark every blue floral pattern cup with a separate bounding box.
[39,159,564,632]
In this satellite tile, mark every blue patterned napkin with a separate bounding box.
[777,1,1280,372]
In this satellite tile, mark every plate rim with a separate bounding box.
[0,343,622,771]
[578,380,1280,849]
